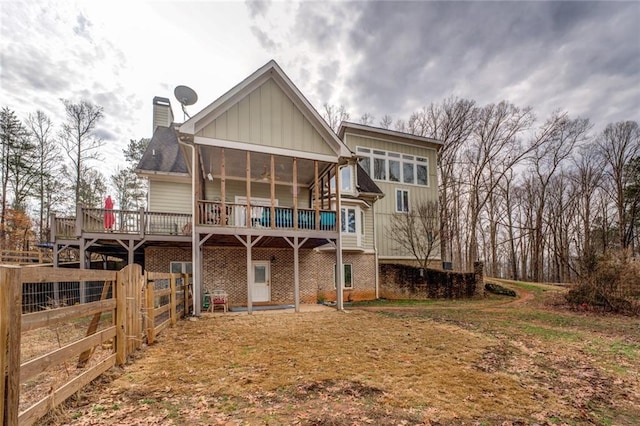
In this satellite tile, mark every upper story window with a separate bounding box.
[357,146,429,187]
[396,189,410,213]
[330,165,354,193]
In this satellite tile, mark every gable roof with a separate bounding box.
[338,121,443,148]
[179,60,351,157]
[136,126,189,176]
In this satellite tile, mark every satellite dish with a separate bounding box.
[174,85,198,106]
[174,85,198,119]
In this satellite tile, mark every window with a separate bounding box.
[396,189,409,212]
[334,263,353,289]
[341,165,352,192]
[357,146,429,187]
[170,261,192,274]
[341,207,356,233]
[330,165,354,192]
[374,157,386,180]
[403,161,415,184]
[389,159,400,182]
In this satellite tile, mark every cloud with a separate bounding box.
[73,13,92,39]
[287,1,639,129]
[245,0,271,19]
[250,25,278,51]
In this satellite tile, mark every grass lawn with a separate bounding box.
[46,281,640,425]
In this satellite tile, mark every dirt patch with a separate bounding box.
[44,285,640,425]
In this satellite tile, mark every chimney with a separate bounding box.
[152,96,174,133]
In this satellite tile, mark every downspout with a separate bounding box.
[373,199,379,299]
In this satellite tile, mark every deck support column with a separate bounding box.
[335,163,343,311]
[246,236,253,314]
[285,236,308,313]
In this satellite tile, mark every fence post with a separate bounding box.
[170,274,177,325]
[146,280,155,345]
[1,266,22,426]
[115,268,127,365]
[182,273,189,317]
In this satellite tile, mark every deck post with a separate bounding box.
[50,212,57,241]
[246,151,251,228]
[294,236,300,312]
[246,236,253,314]
[293,158,298,229]
[270,154,275,229]
[75,203,82,237]
[335,163,343,311]
[139,207,145,237]
[221,148,227,226]
[314,161,320,230]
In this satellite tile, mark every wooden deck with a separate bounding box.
[52,204,338,241]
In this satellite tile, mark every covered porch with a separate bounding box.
[187,140,346,315]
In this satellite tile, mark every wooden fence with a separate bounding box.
[0,265,192,426]
[0,250,52,265]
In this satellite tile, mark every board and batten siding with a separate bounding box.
[149,180,192,214]
[204,179,311,208]
[196,79,335,157]
[346,133,440,261]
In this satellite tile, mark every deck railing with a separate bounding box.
[197,201,337,232]
[52,203,337,240]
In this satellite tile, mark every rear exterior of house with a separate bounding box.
[49,60,441,314]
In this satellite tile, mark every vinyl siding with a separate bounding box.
[197,79,334,157]
[149,180,192,214]
[345,133,440,260]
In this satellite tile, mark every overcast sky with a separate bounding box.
[1,0,638,174]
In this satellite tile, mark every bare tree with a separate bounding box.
[59,100,104,208]
[463,101,535,268]
[571,143,604,274]
[379,114,393,129]
[387,200,440,269]
[528,113,591,281]
[359,112,375,126]
[597,121,640,249]
[413,97,477,268]
[27,110,63,241]
[321,103,350,132]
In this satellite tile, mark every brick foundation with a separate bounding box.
[144,246,377,305]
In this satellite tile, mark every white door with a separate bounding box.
[252,261,270,302]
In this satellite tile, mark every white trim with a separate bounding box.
[357,145,430,188]
[194,136,339,164]
[340,206,361,234]
[333,263,353,289]
[339,121,443,146]
[170,261,193,274]
[395,188,410,213]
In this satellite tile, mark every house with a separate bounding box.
[49,60,441,314]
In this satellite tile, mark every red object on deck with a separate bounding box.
[104,195,115,229]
